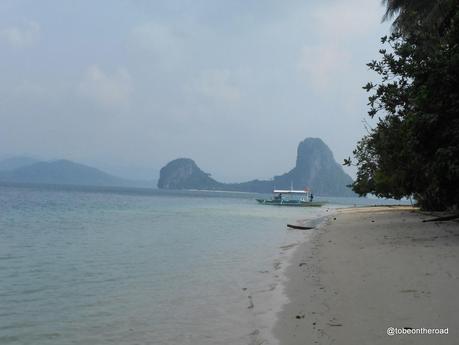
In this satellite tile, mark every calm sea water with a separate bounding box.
[0,184,401,345]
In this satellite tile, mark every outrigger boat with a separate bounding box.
[256,189,325,207]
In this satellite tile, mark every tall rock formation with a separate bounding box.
[158,138,355,196]
[157,158,221,190]
[270,138,354,196]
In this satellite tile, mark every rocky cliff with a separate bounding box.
[270,138,354,196]
[157,158,222,190]
[158,138,355,196]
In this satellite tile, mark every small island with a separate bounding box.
[158,137,355,197]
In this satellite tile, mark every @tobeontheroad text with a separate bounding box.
[387,327,449,336]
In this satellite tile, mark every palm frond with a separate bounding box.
[382,0,456,34]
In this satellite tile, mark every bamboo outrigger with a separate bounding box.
[256,189,325,207]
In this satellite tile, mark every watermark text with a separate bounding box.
[387,327,448,336]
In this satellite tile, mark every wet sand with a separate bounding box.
[273,206,459,344]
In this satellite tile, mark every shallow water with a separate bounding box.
[0,185,335,345]
[0,184,409,344]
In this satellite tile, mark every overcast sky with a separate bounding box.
[0,0,390,182]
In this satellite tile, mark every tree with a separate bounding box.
[347,8,459,210]
[383,0,457,35]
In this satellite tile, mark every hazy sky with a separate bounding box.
[0,0,389,182]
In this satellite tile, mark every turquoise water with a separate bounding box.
[0,184,408,344]
[0,185,334,345]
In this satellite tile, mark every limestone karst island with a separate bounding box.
[158,138,355,197]
[1,1,458,345]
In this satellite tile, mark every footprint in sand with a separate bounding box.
[248,295,254,309]
[280,243,298,251]
[327,317,343,326]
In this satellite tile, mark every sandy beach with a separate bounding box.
[273,206,459,345]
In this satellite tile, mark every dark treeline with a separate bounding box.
[346,0,459,210]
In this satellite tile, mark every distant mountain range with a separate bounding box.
[0,158,153,188]
[1,138,354,195]
[0,156,40,171]
[158,138,355,196]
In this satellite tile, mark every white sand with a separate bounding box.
[273,206,459,344]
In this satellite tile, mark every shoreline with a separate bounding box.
[272,206,459,344]
[246,207,334,345]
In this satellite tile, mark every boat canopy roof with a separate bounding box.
[273,189,310,194]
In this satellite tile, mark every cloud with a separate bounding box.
[78,65,132,109]
[0,0,388,181]
[298,45,351,90]
[312,0,381,39]
[296,0,383,91]
[0,21,41,48]
[129,21,186,64]
[192,69,241,104]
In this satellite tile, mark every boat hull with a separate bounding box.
[256,199,324,207]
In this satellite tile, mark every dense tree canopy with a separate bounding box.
[347,2,459,210]
[383,0,457,34]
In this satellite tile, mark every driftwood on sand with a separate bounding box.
[287,224,314,230]
[422,214,459,223]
